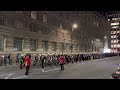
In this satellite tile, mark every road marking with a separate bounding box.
[4,73,15,79]
[42,68,60,72]
[12,76,27,79]
[0,74,10,77]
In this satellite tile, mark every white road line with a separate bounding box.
[0,74,10,77]
[42,68,60,72]
[12,76,27,79]
[4,73,15,79]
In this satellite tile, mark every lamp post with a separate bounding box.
[104,36,108,53]
[71,24,77,53]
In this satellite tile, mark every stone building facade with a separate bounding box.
[0,11,110,55]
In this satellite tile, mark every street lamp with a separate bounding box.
[71,23,78,53]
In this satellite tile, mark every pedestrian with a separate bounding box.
[8,54,12,65]
[59,55,65,71]
[4,54,7,66]
[16,53,21,64]
[24,54,31,75]
[0,55,3,66]
[20,54,24,69]
[41,55,45,68]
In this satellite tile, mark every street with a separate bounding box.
[0,56,120,79]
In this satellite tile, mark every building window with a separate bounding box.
[114,35,117,38]
[111,36,114,38]
[30,11,37,19]
[43,13,47,23]
[117,44,120,47]
[0,16,7,26]
[30,39,37,51]
[111,40,113,43]
[112,26,119,29]
[111,45,113,48]
[111,22,119,26]
[0,37,3,51]
[52,42,57,51]
[114,40,117,43]
[14,38,22,51]
[30,23,38,32]
[42,41,48,52]
[114,44,117,47]
[117,31,119,33]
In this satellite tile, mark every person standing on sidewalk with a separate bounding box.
[24,54,31,75]
[16,53,21,64]
[59,55,65,71]
[0,54,3,66]
[4,54,7,66]
[8,53,12,65]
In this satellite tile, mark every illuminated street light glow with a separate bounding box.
[73,24,77,28]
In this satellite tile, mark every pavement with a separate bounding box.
[0,56,120,79]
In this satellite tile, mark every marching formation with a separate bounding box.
[0,53,119,75]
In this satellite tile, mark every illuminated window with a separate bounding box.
[111,36,114,38]
[30,11,37,19]
[114,35,117,38]
[114,31,117,34]
[111,22,119,26]
[112,26,119,29]
[112,18,118,20]
[111,31,117,34]
[117,44,120,47]
[117,31,119,33]
[111,40,113,43]
[114,44,117,47]
[111,45,113,48]
[114,40,117,43]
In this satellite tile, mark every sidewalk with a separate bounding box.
[0,62,18,68]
